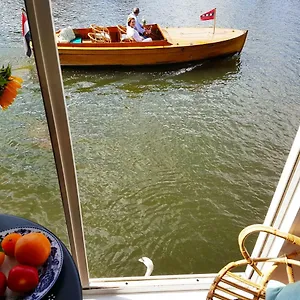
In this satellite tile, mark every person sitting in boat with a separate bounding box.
[127,7,151,37]
[127,17,152,42]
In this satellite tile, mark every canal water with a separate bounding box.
[1,0,299,277]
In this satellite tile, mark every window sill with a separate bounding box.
[83,273,221,300]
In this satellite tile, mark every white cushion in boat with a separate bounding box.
[120,34,128,41]
[95,32,110,40]
[58,27,76,43]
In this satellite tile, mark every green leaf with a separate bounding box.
[0,64,11,92]
[0,64,11,80]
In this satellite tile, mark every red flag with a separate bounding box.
[22,9,32,57]
[200,8,216,21]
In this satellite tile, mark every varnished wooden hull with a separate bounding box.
[57,27,248,67]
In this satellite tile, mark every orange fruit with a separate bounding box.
[15,233,51,267]
[1,233,22,257]
[0,252,5,266]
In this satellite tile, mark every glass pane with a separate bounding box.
[53,0,300,278]
[1,3,68,247]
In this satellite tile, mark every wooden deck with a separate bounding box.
[162,27,247,46]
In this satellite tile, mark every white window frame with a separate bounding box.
[247,126,300,278]
[25,0,300,295]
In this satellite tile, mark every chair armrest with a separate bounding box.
[238,224,300,275]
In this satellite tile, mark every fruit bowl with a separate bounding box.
[0,227,64,299]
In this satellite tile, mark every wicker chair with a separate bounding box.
[117,25,126,35]
[207,224,300,300]
[89,24,111,43]
[88,32,110,43]
[117,25,134,42]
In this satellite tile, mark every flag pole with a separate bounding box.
[213,8,216,35]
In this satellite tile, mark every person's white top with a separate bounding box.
[126,26,143,42]
[126,26,152,42]
[128,13,145,34]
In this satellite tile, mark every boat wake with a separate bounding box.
[165,62,204,77]
[170,63,204,76]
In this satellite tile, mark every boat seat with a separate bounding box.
[207,224,300,300]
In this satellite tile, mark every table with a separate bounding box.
[0,214,82,300]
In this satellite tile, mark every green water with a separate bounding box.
[1,0,300,277]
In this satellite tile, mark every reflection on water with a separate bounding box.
[62,57,241,94]
[1,0,300,278]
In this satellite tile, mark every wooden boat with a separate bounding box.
[56,24,248,67]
